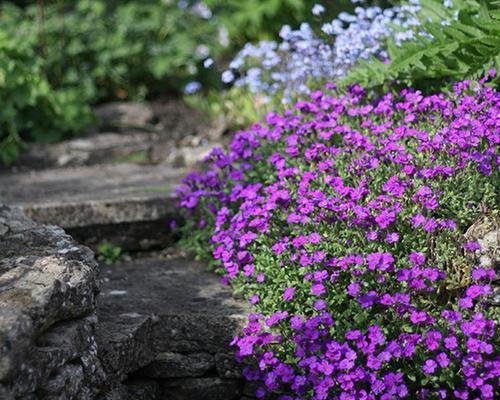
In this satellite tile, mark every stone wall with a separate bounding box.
[0,206,253,399]
[0,205,103,399]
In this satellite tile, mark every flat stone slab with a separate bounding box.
[96,257,248,379]
[17,131,163,169]
[0,163,185,230]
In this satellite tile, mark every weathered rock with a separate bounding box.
[18,131,162,169]
[37,316,98,361]
[94,102,154,130]
[42,363,86,399]
[97,257,248,356]
[166,143,219,168]
[0,308,32,382]
[465,214,499,268]
[0,211,99,332]
[465,214,500,305]
[96,313,155,382]
[0,205,101,398]
[0,164,185,250]
[215,352,243,378]
[150,98,217,141]
[124,378,161,400]
[138,352,215,378]
[161,378,242,400]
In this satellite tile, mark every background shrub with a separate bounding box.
[205,0,359,45]
[1,0,370,164]
[0,30,91,165]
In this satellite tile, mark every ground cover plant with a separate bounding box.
[178,73,499,398]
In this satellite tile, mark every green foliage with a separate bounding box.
[0,30,92,165]
[97,242,123,265]
[185,87,279,131]
[2,0,225,101]
[206,0,356,45]
[344,0,500,91]
[0,0,225,164]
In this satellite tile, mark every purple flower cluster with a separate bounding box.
[178,74,499,399]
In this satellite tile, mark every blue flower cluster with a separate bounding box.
[222,1,422,102]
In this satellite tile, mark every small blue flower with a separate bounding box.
[312,4,325,16]
[222,70,235,83]
[224,1,423,101]
[203,58,214,68]
[184,81,202,94]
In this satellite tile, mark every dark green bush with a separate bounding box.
[2,0,226,101]
[206,0,359,45]
[0,30,92,165]
[0,0,226,164]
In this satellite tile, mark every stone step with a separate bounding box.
[0,163,187,251]
[96,256,249,399]
[12,131,218,171]
[6,98,224,172]
[0,206,253,399]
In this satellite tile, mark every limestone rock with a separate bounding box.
[215,352,243,378]
[161,378,242,400]
[0,205,101,398]
[465,214,499,268]
[94,102,154,130]
[138,352,215,378]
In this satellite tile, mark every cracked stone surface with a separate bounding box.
[0,199,250,399]
[0,164,185,250]
[0,205,102,399]
[96,257,248,383]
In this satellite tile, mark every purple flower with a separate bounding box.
[283,287,296,301]
[386,232,400,243]
[436,352,450,368]
[347,282,361,297]
[423,359,437,374]
[463,241,481,251]
[358,291,377,308]
[312,283,326,296]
